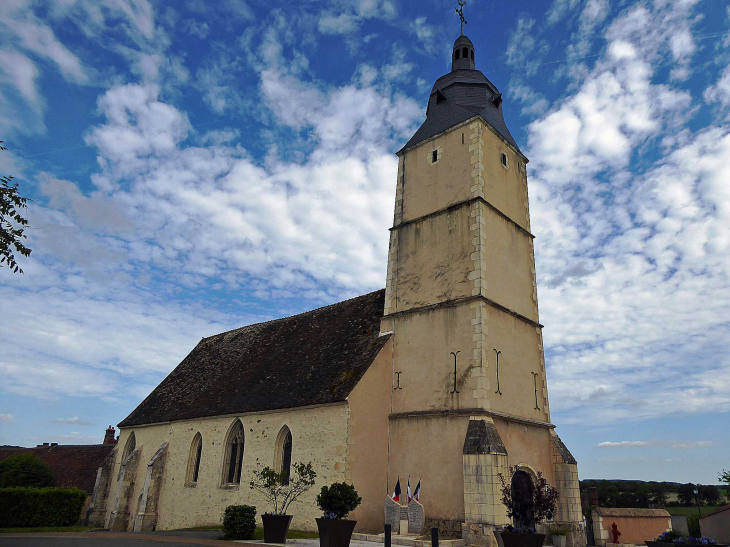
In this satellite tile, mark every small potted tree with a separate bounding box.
[315,482,362,547]
[495,466,560,547]
[250,462,316,543]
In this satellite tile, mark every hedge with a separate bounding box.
[0,487,87,527]
[222,504,257,540]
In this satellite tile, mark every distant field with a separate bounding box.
[666,506,725,517]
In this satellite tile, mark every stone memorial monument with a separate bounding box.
[399,505,409,535]
[384,496,401,534]
[407,500,425,535]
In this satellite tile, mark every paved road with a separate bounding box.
[0,533,377,547]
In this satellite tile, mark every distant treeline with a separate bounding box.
[580,479,728,508]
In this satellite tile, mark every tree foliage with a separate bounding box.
[678,483,698,506]
[249,461,316,515]
[0,141,32,273]
[699,485,721,506]
[0,454,54,488]
[316,482,362,519]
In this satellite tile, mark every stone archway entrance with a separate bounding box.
[511,470,536,529]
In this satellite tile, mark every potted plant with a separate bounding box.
[494,466,560,547]
[315,482,362,547]
[549,527,569,547]
[250,461,316,543]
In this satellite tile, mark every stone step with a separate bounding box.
[352,533,466,547]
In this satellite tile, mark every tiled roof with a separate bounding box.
[0,444,115,493]
[119,289,390,427]
[400,69,522,155]
[594,507,670,518]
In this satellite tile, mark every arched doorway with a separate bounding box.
[511,470,536,529]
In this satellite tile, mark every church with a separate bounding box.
[89,30,584,547]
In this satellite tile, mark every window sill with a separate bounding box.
[184,483,197,488]
[220,484,240,490]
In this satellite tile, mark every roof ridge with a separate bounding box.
[202,288,386,341]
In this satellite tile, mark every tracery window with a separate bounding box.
[274,426,293,486]
[186,432,203,485]
[222,420,245,486]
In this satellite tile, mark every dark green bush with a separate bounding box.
[687,515,700,538]
[0,487,86,527]
[0,454,54,487]
[316,482,362,519]
[223,504,257,540]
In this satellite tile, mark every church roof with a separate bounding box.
[400,35,522,156]
[119,289,390,428]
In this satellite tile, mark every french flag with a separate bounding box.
[392,478,402,502]
[407,476,413,503]
[413,479,421,502]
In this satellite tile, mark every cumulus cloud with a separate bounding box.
[522,0,730,424]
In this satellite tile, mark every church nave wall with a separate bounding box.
[106,403,352,532]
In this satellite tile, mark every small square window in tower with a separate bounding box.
[500,152,508,168]
[432,150,438,163]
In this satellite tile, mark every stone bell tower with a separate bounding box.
[380,33,585,546]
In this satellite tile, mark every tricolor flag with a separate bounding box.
[413,479,421,502]
[391,477,402,502]
[407,476,413,503]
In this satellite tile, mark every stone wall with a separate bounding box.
[87,445,117,527]
[591,508,671,546]
[104,403,352,532]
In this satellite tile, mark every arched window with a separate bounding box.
[122,432,136,462]
[274,426,293,486]
[222,420,244,485]
[455,49,460,60]
[186,433,203,485]
[462,47,468,58]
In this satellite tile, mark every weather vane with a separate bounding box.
[455,0,467,35]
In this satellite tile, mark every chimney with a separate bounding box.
[50,443,58,447]
[103,426,116,445]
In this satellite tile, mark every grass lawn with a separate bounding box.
[0,526,93,533]
[665,506,725,517]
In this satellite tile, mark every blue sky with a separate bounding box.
[1,0,729,485]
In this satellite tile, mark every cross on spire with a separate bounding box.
[455,0,467,35]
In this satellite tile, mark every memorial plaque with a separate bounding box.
[384,496,401,534]
[407,500,425,535]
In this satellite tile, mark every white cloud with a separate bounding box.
[0,414,13,423]
[53,417,95,425]
[526,0,730,424]
[597,441,650,448]
[0,50,41,108]
[597,441,713,449]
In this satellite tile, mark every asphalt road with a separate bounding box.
[0,540,203,547]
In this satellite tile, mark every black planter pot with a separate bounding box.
[316,518,357,547]
[262,514,293,543]
[494,531,546,547]
[646,542,673,547]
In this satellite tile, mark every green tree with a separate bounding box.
[0,453,54,487]
[649,484,668,505]
[678,483,697,507]
[720,470,730,502]
[1,141,32,273]
[699,485,721,506]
